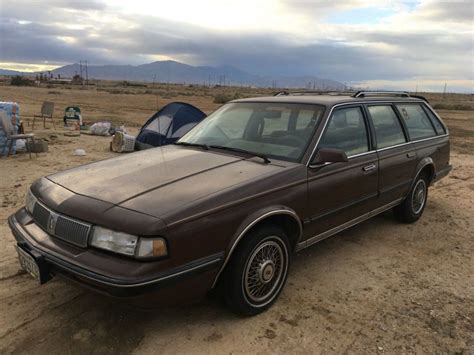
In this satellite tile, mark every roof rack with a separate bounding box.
[273,90,355,97]
[353,91,410,98]
[273,90,429,103]
[352,91,429,103]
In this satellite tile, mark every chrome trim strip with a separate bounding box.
[410,134,448,144]
[295,198,403,252]
[347,150,377,159]
[306,100,449,166]
[376,141,412,152]
[211,209,303,288]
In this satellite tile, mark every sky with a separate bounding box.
[0,0,473,92]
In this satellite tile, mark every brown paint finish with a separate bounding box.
[9,94,452,303]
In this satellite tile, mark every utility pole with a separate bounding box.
[443,83,447,97]
[208,74,211,87]
[85,60,89,86]
[86,60,89,86]
[79,61,83,84]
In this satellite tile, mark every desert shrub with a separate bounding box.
[48,91,61,95]
[213,93,233,103]
[10,75,33,86]
[433,103,472,111]
[213,92,243,104]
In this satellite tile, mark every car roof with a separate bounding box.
[233,94,426,108]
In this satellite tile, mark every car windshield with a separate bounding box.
[178,102,325,162]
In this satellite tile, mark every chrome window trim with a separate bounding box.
[348,150,377,159]
[308,150,377,169]
[376,141,412,152]
[410,134,449,144]
[306,101,449,166]
[211,209,302,288]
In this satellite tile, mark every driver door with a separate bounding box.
[303,105,379,243]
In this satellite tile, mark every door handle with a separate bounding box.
[363,164,377,172]
[407,152,416,158]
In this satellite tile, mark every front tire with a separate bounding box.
[394,173,429,223]
[224,224,290,316]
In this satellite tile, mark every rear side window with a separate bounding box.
[396,104,437,140]
[319,107,369,156]
[367,105,406,149]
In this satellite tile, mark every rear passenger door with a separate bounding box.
[366,104,418,206]
[305,106,378,240]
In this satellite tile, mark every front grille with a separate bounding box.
[55,215,90,247]
[32,202,50,230]
[31,202,91,248]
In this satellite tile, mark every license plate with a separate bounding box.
[16,247,41,282]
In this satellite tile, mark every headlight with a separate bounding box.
[90,226,138,256]
[25,189,37,214]
[90,227,168,259]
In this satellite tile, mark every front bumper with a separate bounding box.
[8,210,223,301]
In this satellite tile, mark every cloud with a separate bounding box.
[0,0,472,91]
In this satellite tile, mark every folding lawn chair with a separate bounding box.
[32,101,55,129]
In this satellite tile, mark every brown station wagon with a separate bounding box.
[9,91,452,315]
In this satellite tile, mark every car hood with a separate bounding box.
[47,145,286,218]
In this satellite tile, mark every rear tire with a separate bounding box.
[224,224,290,316]
[394,173,429,223]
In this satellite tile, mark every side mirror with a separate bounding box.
[311,148,348,165]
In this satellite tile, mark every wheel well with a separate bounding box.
[212,213,302,288]
[419,164,435,184]
[254,214,301,251]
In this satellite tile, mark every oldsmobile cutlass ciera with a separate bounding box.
[9,91,451,315]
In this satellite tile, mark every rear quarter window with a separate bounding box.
[396,104,437,140]
[423,105,446,135]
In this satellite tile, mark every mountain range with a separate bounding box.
[0,60,345,89]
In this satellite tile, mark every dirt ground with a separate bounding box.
[0,85,473,354]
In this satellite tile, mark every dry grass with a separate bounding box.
[0,80,274,127]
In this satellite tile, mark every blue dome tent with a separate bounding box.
[135,102,206,150]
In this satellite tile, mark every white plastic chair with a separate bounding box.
[0,111,37,159]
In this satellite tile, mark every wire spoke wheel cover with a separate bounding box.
[411,179,427,214]
[242,237,288,306]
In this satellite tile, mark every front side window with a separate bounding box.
[179,102,324,162]
[318,107,369,156]
[368,105,407,149]
[396,104,437,140]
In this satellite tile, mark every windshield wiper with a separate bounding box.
[175,142,209,150]
[209,145,271,164]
